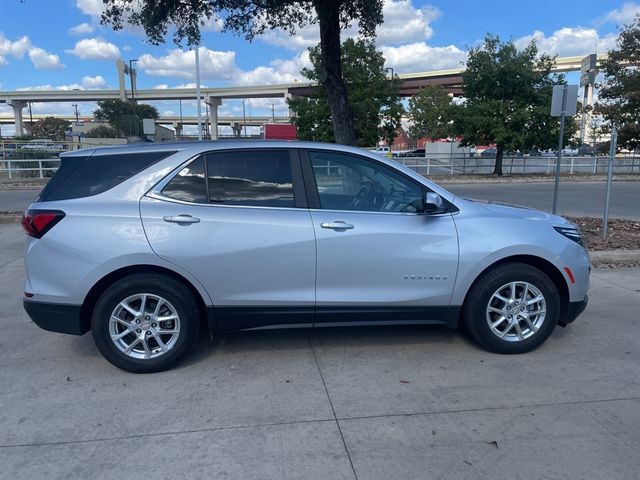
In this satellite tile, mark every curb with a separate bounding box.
[0,214,22,224]
[590,249,640,263]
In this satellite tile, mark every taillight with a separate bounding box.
[22,210,65,238]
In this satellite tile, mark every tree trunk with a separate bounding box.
[314,1,358,146]
[493,145,504,176]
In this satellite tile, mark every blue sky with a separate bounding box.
[0,0,638,134]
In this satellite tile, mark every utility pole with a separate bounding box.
[72,104,80,123]
[195,46,203,141]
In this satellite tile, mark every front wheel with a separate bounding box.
[463,263,560,354]
[91,273,200,373]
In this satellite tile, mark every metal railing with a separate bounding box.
[394,153,640,175]
[0,140,74,179]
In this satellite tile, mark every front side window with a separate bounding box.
[310,151,424,213]
[206,150,294,207]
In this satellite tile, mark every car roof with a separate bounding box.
[61,140,377,158]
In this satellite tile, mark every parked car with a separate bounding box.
[19,139,65,156]
[480,147,497,157]
[402,148,426,158]
[22,141,590,372]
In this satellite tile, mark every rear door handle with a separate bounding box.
[321,221,354,230]
[163,214,201,224]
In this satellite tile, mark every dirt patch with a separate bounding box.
[568,217,640,251]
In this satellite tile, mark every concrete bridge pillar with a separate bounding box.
[232,122,243,137]
[204,96,222,140]
[285,92,297,119]
[173,122,183,139]
[7,100,27,136]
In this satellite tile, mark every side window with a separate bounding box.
[206,150,294,208]
[161,155,207,204]
[309,151,424,213]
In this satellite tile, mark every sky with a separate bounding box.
[0,0,638,136]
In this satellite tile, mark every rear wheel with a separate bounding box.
[91,273,200,373]
[463,263,560,354]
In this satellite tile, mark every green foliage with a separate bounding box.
[30,117,71,141]
[86,125,121,138]
[101,0,382,46]
[408,85,456,140]
[94,100,159,137]
[596,15,640,150]
[101,0,385,146]
[289,38,403,147]
[456,35,578,175]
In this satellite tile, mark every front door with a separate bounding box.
[140,148,316,330]
[303,150,459,324]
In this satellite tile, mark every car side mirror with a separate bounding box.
[423,192,448,214]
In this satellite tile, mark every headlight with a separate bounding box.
[554,225,583,246]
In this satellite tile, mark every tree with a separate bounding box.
[596,14,640,151]
[86,125,120,138]
[455,35,577,175]
[407,85,456,141]
[101,0,384,146]
[94,100,159,137]
[30,117,71,141]
[289,38,403,147]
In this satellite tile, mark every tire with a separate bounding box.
[91,273,200,373]
[463,263,560,354]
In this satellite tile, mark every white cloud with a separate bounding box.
[259,0,441,51]
[75,0,103,17]
[80,75,108,89]
[601,2,640,25]
[28,47,65,70]
[69,22,95,35]
[66,38,121,60]
[381,42,467,72]
[238,51,310,85]
[0,34,32,65]
[515,27,617,57]
[138,47,237,81]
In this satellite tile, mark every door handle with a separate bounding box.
[163,214,201,224]
[321,221,354,230]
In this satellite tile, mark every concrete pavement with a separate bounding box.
[1,223,639,479]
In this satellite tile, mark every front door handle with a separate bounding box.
[163,214,201,224]
[321,221,354,230]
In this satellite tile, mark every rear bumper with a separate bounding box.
[560,295,589,327]
[23,300,88,335]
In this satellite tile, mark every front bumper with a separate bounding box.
[559,295,589,327]
[24,300,88,335]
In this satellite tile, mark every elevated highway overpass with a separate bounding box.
[0,54,608,137]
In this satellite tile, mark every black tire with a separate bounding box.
[91,273,200,373]
[463,263,560,354]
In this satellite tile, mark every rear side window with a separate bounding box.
[38,151,176,202]
[161,156,207,204]
[206,150,294,207]
[161,150,295,208]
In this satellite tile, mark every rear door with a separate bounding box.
[140,148,316,330]
[302,149,459,324]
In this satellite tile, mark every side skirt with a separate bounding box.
[208,306,462,332]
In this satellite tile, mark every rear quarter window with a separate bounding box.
[38,151,176,202]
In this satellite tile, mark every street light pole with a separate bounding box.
[195,46,203,141]
[129,59,138,136]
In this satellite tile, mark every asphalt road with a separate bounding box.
[1,180,638,219]
[1,222,639,479]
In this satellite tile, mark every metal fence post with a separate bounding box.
[593,156,597,174]
[462,153,466,173]
[427,157,431,175]
[546,157,551,174]
[570,157,574,174]
[38,160,43,179]
[7,159,12,179]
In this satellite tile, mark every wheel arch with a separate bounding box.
[79,265,210,334]
[457,254,570,327]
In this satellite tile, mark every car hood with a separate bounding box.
[460,197,571,225]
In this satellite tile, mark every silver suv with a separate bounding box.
[22,142,590,372]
